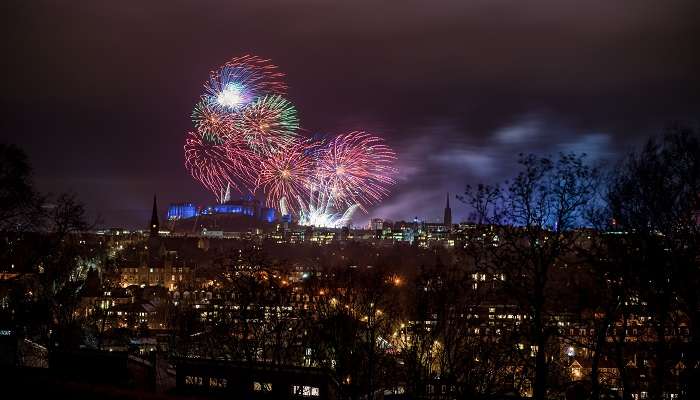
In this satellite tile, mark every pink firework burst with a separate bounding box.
[315,131,397,211]
[184,132,256,201]
[221,132,262,189]
[256,140,315,214]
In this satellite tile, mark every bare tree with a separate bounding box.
[608,125,700,399]
[460,153,601,400]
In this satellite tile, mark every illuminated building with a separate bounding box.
[167,203,197,220]
[176,359,340,399]
[167,195,277,224]
[369,218,384,231]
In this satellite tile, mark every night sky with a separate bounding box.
[2,1,699,228]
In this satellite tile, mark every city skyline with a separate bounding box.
[2,1,699,228]
[2,2,700,398]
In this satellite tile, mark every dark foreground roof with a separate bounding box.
[1,367,188,400]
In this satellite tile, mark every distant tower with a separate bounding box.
[443,192,452,230]
[150,194,160,237]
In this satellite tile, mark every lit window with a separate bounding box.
[292,385,319,397]
[184,376,203,386]
[254,382,272,392]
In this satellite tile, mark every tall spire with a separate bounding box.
[443,192,452,230]
[150,194,160,237]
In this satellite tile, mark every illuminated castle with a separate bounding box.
[167,194,276,224]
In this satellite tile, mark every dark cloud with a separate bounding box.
[2,0,699,227]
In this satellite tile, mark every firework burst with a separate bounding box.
[233,95,300,155]
[315,131,397,211]
[298,185,358,228]
[184,132,258,201]
[204,55,287,111]
[257,140,315,213]
[184,55,398,221]
[223,133,264,188]
[191,99,235,141]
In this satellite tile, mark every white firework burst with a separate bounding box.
[296,186,358,228]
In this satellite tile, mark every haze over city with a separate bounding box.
[2,1,698,227]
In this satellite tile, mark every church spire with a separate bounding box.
[443,192,452,230]
[150,194,160,237]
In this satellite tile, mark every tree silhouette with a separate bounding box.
[608,125,700,399]
[460,153,601,400]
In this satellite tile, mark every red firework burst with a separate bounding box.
[223,55,287,93]
[256,140,315,213]
[184,132,257,201]
[221,133,262,188]
[315,131,397,211]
